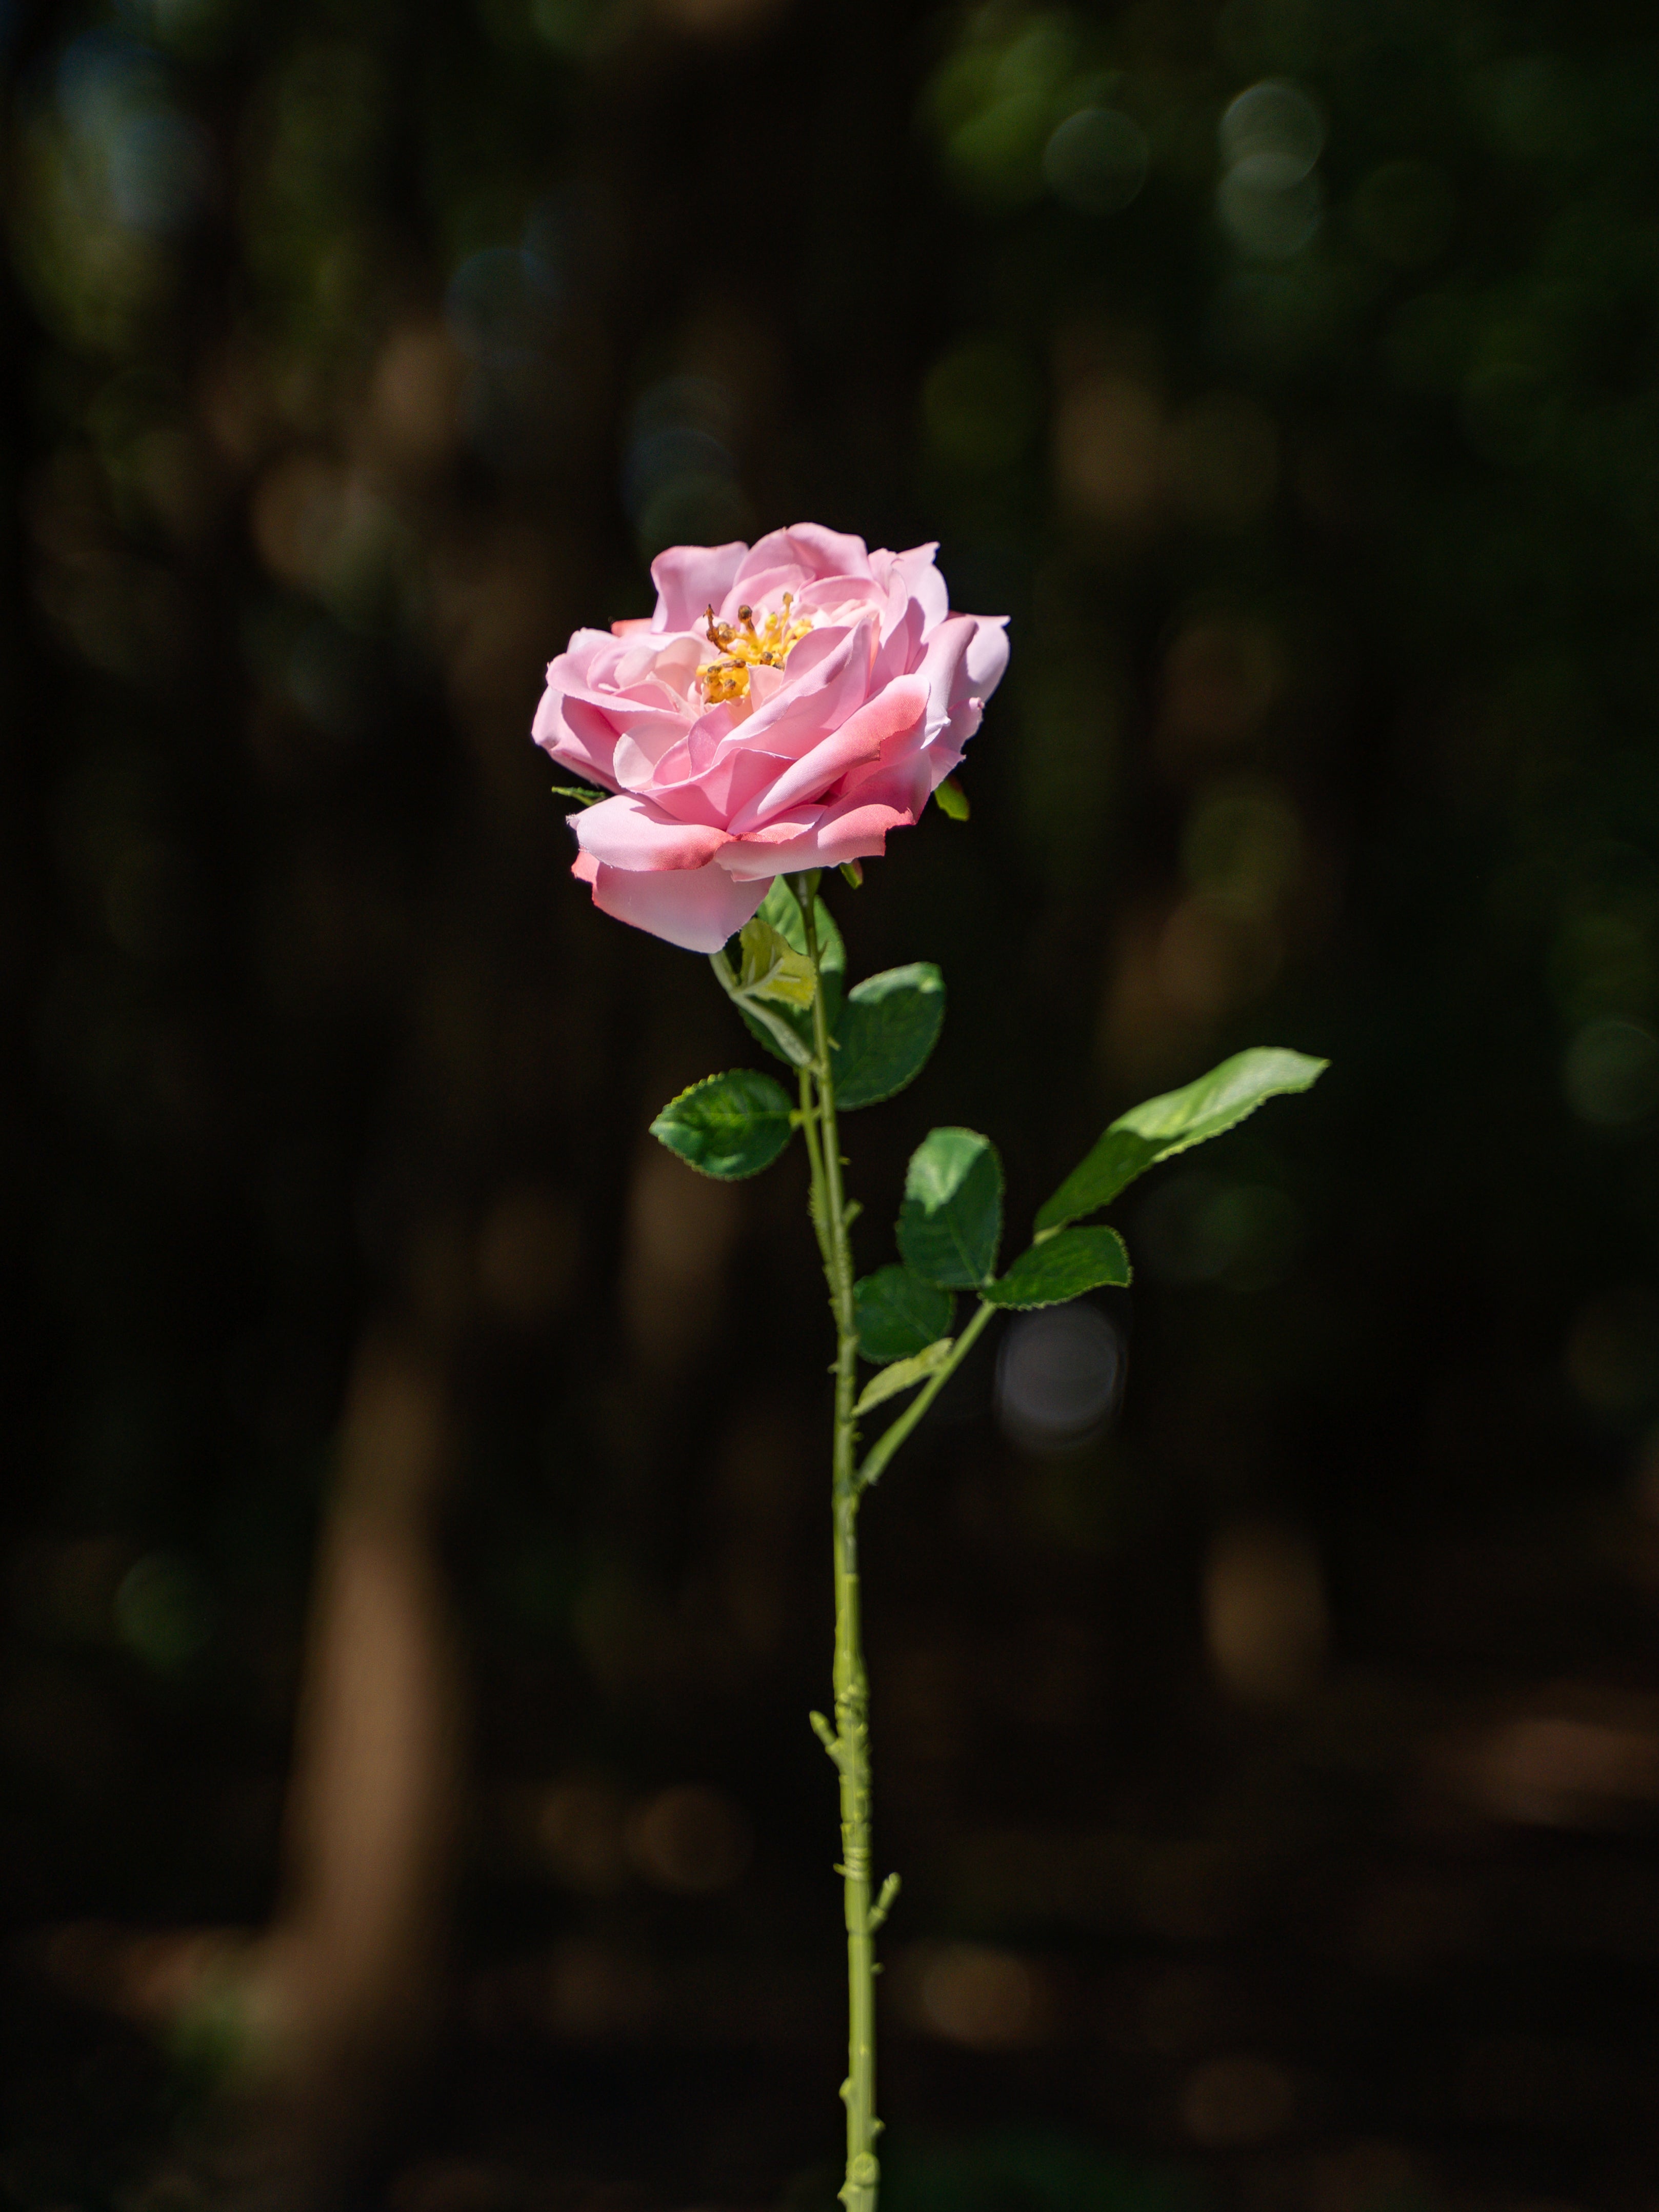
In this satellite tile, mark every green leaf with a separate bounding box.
[734,880,845,1065]
[1036,1047,1328,1232]
[650,1069,795,1179]
[858,1265,960,1362]
[552,782,606,807]
[897,1127,1004,1288]
[855,1266,956,1363]
[935,775,970,821]
[835,964,946,1111]
[853,1337,954,1416]
[737,916,817,1007]
[986,1226,1132,1309]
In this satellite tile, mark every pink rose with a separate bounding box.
[533,524,1009,952]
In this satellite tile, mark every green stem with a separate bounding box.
[798,1064,834,1274]
[856,1298,995,1491]
[793,876,882,2212]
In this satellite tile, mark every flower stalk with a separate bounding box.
[793,874,887,2212]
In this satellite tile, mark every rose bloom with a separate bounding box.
[533,524,1008,952]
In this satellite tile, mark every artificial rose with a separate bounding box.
[533,524,1008,952]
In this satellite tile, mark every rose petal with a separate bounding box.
[890,542,951,633]
[923,698,984,782]
[573,793,731,871]
[582,857,768,953]
[720,794,913,878]
[650,541,749,633]
[717,621,871,761]
[726,676,928,832]
[535,690,624,789]
[738,524,872,586]
[966,614,1010,698]
[869,595,926,689]
[913,614,979,740]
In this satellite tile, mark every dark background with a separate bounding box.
[7,0,1659,2205]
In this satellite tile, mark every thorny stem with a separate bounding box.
[792,875,884,2212]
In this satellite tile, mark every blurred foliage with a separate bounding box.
[8,0,1659,2201]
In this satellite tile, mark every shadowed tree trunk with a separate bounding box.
[219,1329,466,2205]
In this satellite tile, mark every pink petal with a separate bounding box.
[712,807,827,877]
[914,614,978,740]
[869,596,926,689]
[739,524,871,584]
[923,699,984,783]
[649,541,749,633]
[836,738,936,821]
[535,690,623,790]
[891,542,951,632]
[722,794,913,877]
[718,561,807,617]
[582,857,768,953]
[573,793,731,872]
[726,676,928,833]
[715,621,871,763]
[966,614,1010,697]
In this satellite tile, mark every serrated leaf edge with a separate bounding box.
[985,1227,1133,1309]
[649,1069,795,1181]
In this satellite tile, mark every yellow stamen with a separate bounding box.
[698,591,813,703]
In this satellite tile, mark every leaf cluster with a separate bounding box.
[649,882,1325,1471]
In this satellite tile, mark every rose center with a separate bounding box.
[698,594,813,704]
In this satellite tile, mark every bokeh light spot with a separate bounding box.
[906,1941,1046,2048]
[922,338,1042,474]
[1218,79,1324,177]
[624,1784,752,1895]
[1563,1018,1659,1127]
[1182,777,1304,919]
[1216,80,1325,258]
[995,1305,1123,1454]
[1204,1523,1327,1704]
[1042,107,1149,216]
[114,1552,213,1673]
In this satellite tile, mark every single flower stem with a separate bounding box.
[793,876,882,2212]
